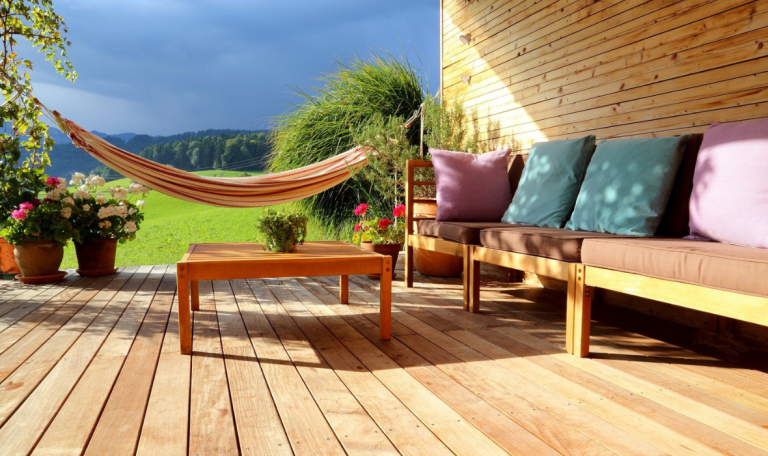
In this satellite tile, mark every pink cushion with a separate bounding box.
[430,148,512,222]
[688,119,768,249]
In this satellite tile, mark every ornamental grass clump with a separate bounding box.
[269,52,425,236]
[256,209,309,252]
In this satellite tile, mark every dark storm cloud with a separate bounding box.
[31,0,439,135]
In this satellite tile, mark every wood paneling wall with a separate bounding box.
[442,0,768,151]
[441,0,768,348]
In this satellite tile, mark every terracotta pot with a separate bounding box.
[0,237,20,275]
[360,242,401,280]
[413,247,463,277]
[13,240,64,278]
[75,238,119,277]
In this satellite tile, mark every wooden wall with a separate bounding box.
[441,0,768,348]
[441,0,768,151]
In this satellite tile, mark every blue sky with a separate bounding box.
[31,1,439,136]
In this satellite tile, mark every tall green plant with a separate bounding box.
[269,53,425,235]
[0,0,76,230]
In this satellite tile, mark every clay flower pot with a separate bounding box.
[0,237,20,275]
[361,242,401,280]
[74,238,119,277]
[13,240,64,280]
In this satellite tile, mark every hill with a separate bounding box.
[43,127,269,179]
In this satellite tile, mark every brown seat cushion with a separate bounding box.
[417,221,509,245]
[480,226,620,262]
[582,238,768,297]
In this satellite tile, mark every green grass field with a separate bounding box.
[61,171,328,268]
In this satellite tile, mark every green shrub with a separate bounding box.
[268,52,425,235]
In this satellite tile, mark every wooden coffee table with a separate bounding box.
[176,241,392,354]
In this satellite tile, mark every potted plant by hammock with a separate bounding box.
[352,203,405,280]
[1,177,80,283]
[69,173,148,276]
[255,209,309,253]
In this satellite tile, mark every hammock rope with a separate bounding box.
[46,108,372,208]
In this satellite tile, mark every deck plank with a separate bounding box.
[271,277,453,456]
[187,280,240,455]
[246,278,345,455]
[0,267,148,456]
[83,265,173,455]
[213,279,293,456]
[0,266,766,455]
[136,274,190,456]
[29,266,159,456]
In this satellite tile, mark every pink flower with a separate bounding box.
[11,209,26,220]
[354,223,362,232]
[378,218,393,229]
[393,204,405,218]
[45,177,60,187]
[18,202,34,211]
[354,203,369,217]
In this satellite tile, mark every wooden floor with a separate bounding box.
[1,265,768,456]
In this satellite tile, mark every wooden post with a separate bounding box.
[467,246,481,313]
[566,264,592,357]
[380,256,392,340]
[177,263,192,355]
[339,275,349,304]
[191,280,200,311]
[405,160,415,288]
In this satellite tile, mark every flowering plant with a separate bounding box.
[352,203,405,245]
[1,177,80,245]
[67,173,149,243]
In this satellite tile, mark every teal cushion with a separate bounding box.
[502,136,596,228]
[565,135,691,236]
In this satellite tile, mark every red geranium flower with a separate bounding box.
[392,204,405,218]
[378,218,393,229]
[32,199,41,207]
[45,176,60,187]
[353,223,362,232]
[354,203,369,217]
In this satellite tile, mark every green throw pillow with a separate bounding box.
[502,136,596,228]
[565,135,691,236]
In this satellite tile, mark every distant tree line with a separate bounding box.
[135,132,271,171]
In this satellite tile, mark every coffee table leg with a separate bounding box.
[379,257,392,340]
[178,274,192,355]
[191,280,200,311]
[339,275,349,304]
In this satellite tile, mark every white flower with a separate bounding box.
[62,197,75,206]
[87,175,106,188]
[60,207,72,219]
[109,187,129,200]
[128,207,137,215]
[70,172,86,186]
[46,191,60,201]
[83,204,91,211]
[123,221,137,233]
[136,199,146,207]
[56,179,67,193]
[97,206,116,219]
[95,192,108,204]
[74,189,91,200]
[98,220,112,229]
[115,205,128,217]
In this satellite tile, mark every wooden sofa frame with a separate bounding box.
[406,156,768,358]
[404,159,592,357]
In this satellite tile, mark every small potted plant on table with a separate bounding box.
[255,209,309,252]
[69,173,148,276]
[353,203,405,280]
[2,177,80,283]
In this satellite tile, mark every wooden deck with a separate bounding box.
[0,265,767,455]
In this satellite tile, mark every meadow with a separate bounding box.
[61,170,327,268]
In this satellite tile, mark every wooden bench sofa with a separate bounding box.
[405,135,768,357]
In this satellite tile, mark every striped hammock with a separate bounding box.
[52,112,370,208]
